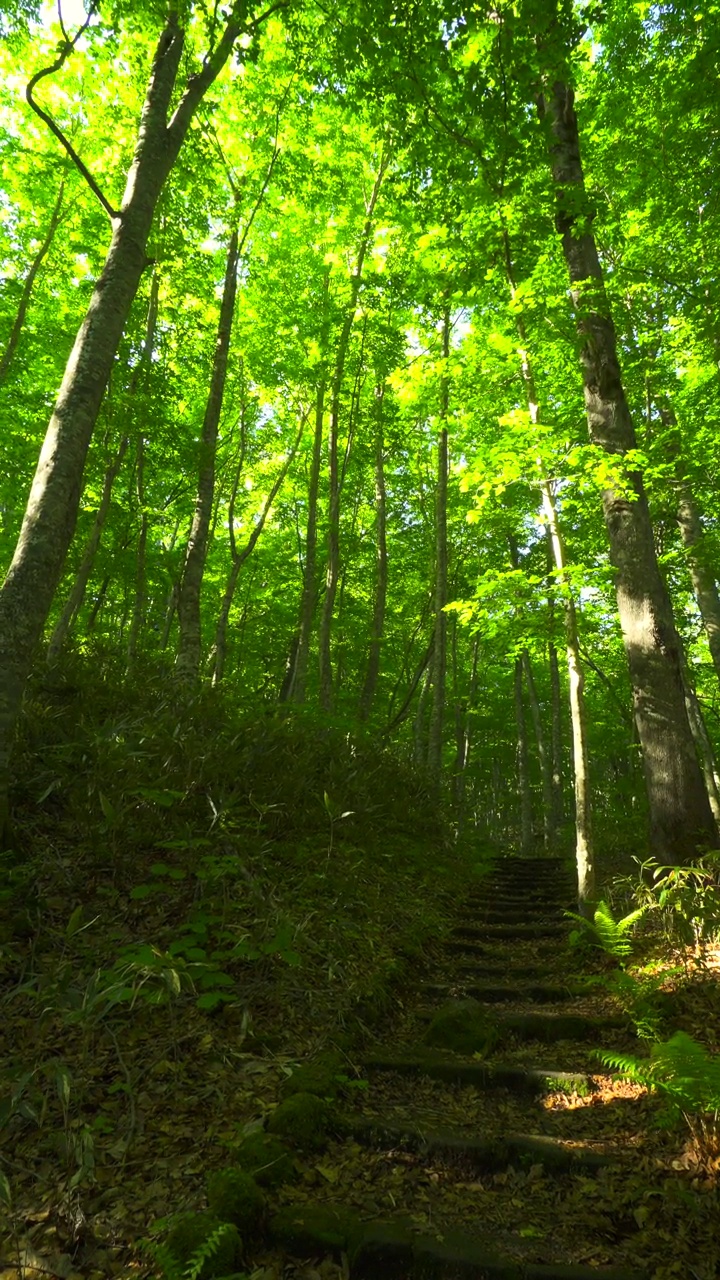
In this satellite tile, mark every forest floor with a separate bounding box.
[1,691,720,1280]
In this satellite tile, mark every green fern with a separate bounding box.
[598,1032,720,1120]
[567,899,647,962]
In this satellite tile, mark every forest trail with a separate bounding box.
[267,856,685,1279]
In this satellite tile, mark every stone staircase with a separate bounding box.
[268,854,650,1279]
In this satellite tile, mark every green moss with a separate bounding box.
[270,1204,363,1257]
[280,1053,345,1101]
[267,1091,331,1150]
[165,1211,241,1280]
[424,999,499,1057]
[233,1131,295,1187]
[206,1167,265,1232]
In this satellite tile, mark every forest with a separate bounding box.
[2,1,720,1278]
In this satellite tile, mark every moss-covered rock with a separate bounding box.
[233,1131,296,1187]
[206,1167,265,1232]
[269,1204,363,1257]
[164,1211,241,1279]
[424,998,499,1056]
[267,1091,331,1150]
[280,1053,345,1101]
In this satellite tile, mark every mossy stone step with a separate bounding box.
[420,1001,628,1046]
[270,1208,647,1279]
[456,962,559,980]
[422,981,588,1004]
[343,1114,611,1174]
[453,922,566,940]
[364,1050,595,1095]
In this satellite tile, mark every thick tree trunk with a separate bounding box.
[427,308,450,776]
[0,8,255,829]
[538,74,716,859]
[359,384,388,720]
[318,156,387,711]
[176,225,239,680]
[0,179,65,383]
[514,657,533,855]
[46,434,129,662]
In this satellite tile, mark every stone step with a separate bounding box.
[422,981,588,1004]
[270,1205,647,1280]
[419,1008,627,1044]
[453,922,567,940]
[343,1114,610,1174]
[463,909,563,925]
[444,938,562,958]
[364,1050,596,1095]
[456,962,559,980]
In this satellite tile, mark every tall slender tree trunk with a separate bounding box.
[549,640,563,827]
[546,532,564,836]
[541,480,595,913]
[0,7,262,830]
[427,308,450,776]
[514,657,533,855]
[414,665,431,764]
[0,179,65,383]
[46,434,129,662]
[176,224,240,680]
[682,666,720,827]
[318,154,387,711]
[211,419,303,685]
[537,67,715,859]
[288,377,326,704]
[676,485,720,688]
[359,384,388,720]
[126,435,148,670]
[521,651,553,848]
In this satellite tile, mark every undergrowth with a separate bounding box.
[0,656,488,1261]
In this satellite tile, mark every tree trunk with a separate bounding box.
[0,7,259,829]
[288,376,326,704]
[427,307,450,776]
[521,650,553,848]
[318,154,387,711]
[549,639,563,830]
[176,224,240,680]
[541,480,595,913]
[682,666,720,828]
[676,483,720,688]
[126,434,148,670]
[514,657,533,855]
[0,179,65,383]
[46,434,129,662]
[537,71,716,859]
[211,418,303,685]
[359,384,388,720]
[414,664,431,764]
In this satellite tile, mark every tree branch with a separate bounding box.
[25,3,120,222]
